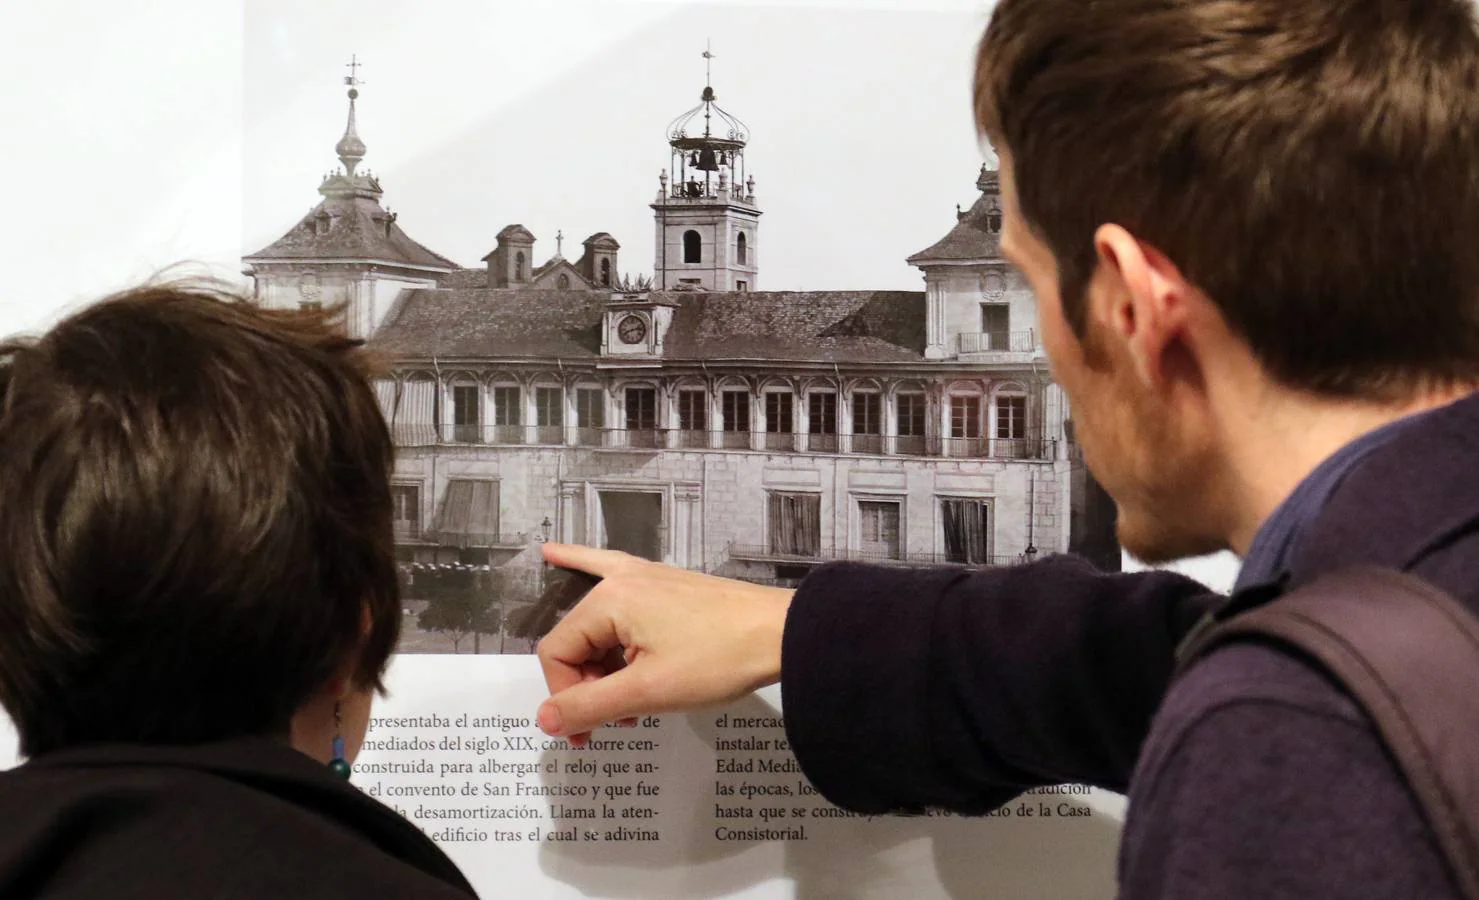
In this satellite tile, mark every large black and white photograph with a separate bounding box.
[240,0,1124,654]
[6,0,1465,896]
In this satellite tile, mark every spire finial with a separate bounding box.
[556,230,564,257]
[335,54,368,175]
[700,40,718,137]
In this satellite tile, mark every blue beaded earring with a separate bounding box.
[329,701,352,780]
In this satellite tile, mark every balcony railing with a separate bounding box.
[393,521,422,542]
[940,437,1054,460]
[958,331,1037,354]
[667,182,757,203]
[893,434,931,456]
[734,576,807,589]
[807,432,840,453]
[426,530,530,549]
[392,424,1057,461]
[728,543,1024,568]
[626,428,663,449]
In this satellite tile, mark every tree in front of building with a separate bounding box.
[414,564,501,653]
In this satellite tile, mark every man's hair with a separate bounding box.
[0,281,401,757]
[975,0,1479,398]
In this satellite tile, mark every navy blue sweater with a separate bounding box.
[781,393,1479,898]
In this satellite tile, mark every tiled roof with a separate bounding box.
[437,268,489,289]
[663,291,925,362]
[372,290,605,360]
[907,192,1001,264]
[583,232,620,249]
[245,195,459,270]
[370,289,926,363]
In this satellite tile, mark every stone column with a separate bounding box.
[924,276,948,359]
[523,383,538,445]
[709,382,723,450]
[845,387,857,455]
[796,389,811,453]
[883,386,898,455]
[438,378,454,444]
[558,484,581,543]
[564,384,578,446]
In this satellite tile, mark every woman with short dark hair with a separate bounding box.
[0,281,477,898]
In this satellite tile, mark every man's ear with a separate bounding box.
[1090,224,1193,392]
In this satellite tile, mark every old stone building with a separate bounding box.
[244,60,1117,649]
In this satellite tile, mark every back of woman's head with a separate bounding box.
[0,280,401,757]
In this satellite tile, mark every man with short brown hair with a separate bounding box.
[536,0,1479,895]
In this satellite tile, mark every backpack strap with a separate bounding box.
[1175,566,1479,900]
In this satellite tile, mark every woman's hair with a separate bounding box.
[975,0,1479,400]
[0,279,401,757]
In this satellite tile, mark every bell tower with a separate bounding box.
[651,43,761,292]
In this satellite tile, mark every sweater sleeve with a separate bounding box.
[778,554,1219,814]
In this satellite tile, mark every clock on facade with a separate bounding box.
[618,314,648,344]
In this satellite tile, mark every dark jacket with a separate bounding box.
[0,737,478,899]
[780,391,1479,898]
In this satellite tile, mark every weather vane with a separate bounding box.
[345,53,363,87]
[702,39,714,86]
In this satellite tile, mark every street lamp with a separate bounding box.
[536,517,554,646]
[1024,544,1038,562]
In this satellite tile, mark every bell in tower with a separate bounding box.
[649,42,763,292]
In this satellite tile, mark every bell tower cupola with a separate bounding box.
[650,42,761,292]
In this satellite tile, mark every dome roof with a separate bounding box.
[667,84,749,152]
[335,87,367,173]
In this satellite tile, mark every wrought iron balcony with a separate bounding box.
[763,431,796,452]
[390,424,1057,461]
[425,530,531,549]
[806,432,840,452]
[727,543,1023,568]
[939,437,1055,460]
[677,429,710,449]
[958,331,1037,355]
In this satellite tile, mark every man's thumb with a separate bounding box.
[537,667,650,738]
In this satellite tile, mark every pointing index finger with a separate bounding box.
[540,542,632,576]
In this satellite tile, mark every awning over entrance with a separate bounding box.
[434,479,502,547]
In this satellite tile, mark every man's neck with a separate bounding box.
[1219,383,1474,556]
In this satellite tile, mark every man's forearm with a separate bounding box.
[780,556,1221,814]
